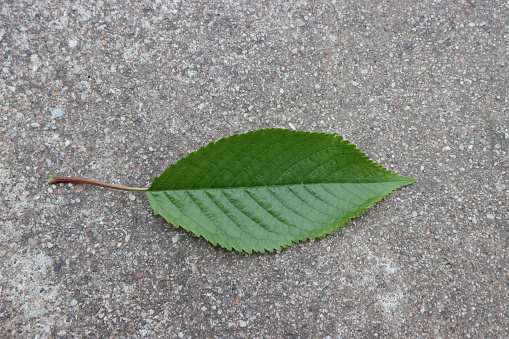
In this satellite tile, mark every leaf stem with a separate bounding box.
[48,175,147,192]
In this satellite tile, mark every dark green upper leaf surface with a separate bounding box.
[146,129,415,253]
[149,129,411,190]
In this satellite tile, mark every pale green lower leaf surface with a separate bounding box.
[147,182,411,253]
[145,129,414,253]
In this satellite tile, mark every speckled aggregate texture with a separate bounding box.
[0,0,507,337]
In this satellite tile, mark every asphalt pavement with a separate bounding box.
[0,1,507,337]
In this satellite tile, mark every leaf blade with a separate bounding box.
[146,129,414,253]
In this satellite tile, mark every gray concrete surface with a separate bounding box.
[1,1,507,337]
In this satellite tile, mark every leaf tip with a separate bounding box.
[402,175,417,185]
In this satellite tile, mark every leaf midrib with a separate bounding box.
[148,180,413,192]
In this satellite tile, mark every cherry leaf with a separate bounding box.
[49,129,414,253]
[144,129,415,253]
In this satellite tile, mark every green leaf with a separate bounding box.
[145,129,415,253]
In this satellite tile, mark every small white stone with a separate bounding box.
[288,122,296,130]
[351,81,359,86]
[70,299,78,307]
[51,107,64,118]
[486,214,495,220]
[47,242,54,248]
[198,103,205,109]
[128,193,136,201]
[172,234,179,243]
[125,234,131,243]
[239,320,247,327]
[69,40,78,48]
